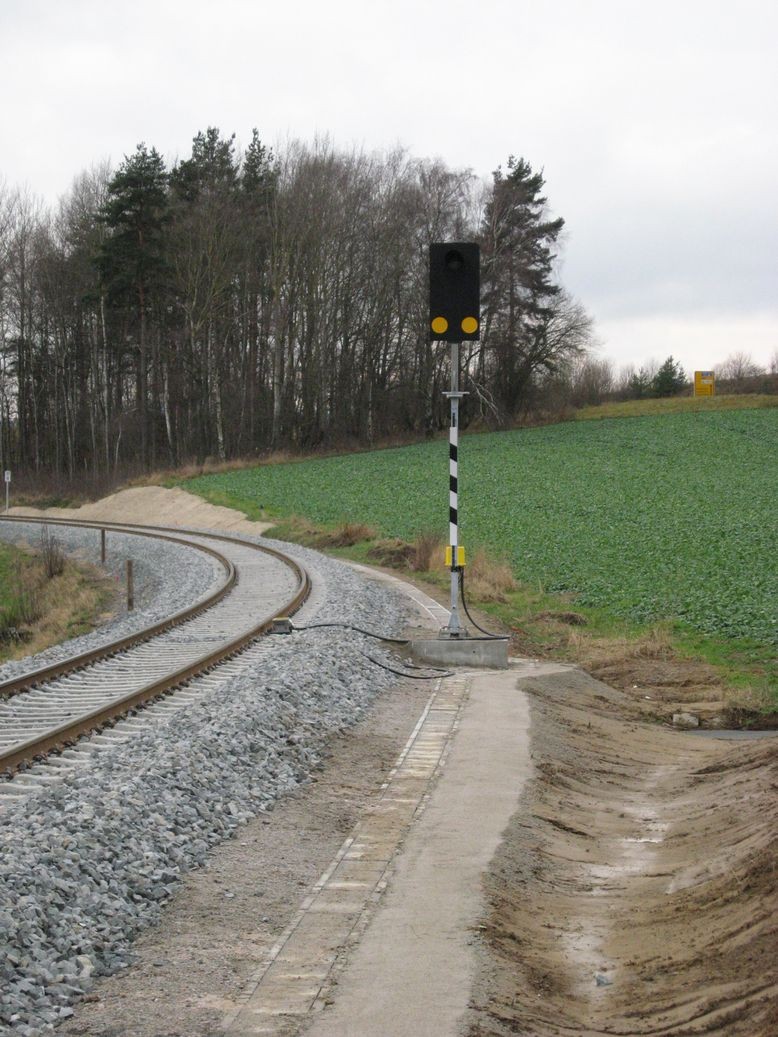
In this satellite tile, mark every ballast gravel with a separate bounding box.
[0,534,411,1035]
[0,521,224,685]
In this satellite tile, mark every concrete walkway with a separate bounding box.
[304,663,546,1037]
[221,561,571,1037]
[223,657,568,1037]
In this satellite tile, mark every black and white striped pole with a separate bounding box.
[444,341,466,634]
[429,242,480,638]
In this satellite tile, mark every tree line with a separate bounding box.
[561,350,778,408]
[0,131,594,479]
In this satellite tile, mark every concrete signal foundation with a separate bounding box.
[411,636,509,670]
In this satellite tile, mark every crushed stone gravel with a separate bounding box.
[0,521,225,684]
[0,531,410,1035]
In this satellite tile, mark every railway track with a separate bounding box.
[0,517,310,800]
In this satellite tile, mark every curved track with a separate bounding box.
[0,518,310,780]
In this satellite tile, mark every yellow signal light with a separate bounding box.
[431,316,449,335]
[461,316,478,334]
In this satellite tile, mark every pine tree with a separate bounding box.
[651,356,687,397]
[242,129,276,198]
[99,144,168,303]
[170,127,238,202]
[98,144,169,467]
[480,156,567,415]
[628,367,652,399]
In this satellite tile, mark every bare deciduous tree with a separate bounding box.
[0,136,595,480]
[718,351,764,383]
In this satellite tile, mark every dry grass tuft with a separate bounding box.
[367,538,415,568]
[39,525,66,578]
[566,624,675,669]
[0,552,116,663]
[534,610,587,626]
[131,455,268,488]
[314,522,377,548]
[464,549,518,603]
[411,531,443,572]
[269,515,324,547]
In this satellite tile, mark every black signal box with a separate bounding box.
[429,242,480,342]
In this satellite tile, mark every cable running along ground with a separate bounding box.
[290,622,448,676]
[291,622,409,644]
[360,652,453,680]
[458,569,509,640]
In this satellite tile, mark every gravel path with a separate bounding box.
[0,521,225,684]
[0,533,410,1035]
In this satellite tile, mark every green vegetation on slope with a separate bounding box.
[0,543,15,604]
[0,539,116,662]
[184,409,777,649]
[0,542,40,636]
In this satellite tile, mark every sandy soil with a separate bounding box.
[466,670,778,1036]
[11,485,272,536]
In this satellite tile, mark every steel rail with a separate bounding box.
[0,517,311,774]
[0,516,237,698]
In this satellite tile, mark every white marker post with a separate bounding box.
[4,470,10,514]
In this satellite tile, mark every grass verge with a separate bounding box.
[575,394,778,421]
[0,540,117,665]
[263,514,776,723]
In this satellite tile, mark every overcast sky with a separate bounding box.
[1,0,776,374]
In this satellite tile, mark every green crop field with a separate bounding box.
[184,409,777,647]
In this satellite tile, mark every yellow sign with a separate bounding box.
[445,546,466,568]
[694,370,715,396]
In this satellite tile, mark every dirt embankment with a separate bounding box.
[10,486,272,536]
[468,671,778,1036]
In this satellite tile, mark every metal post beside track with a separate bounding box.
[425,240,509,665]
[126,559,134,611]
[100,528,106,564]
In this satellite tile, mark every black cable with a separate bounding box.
[295,612,502,642]
[291,622,409,644]
[360,651,453,680]
[395,658,452,673]
[287,622,450,677]
[458,568,509,640]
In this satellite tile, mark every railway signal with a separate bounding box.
[430,242,480,637]
[429,243,480,343]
